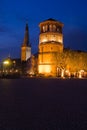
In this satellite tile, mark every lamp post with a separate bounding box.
[3,59,12,75]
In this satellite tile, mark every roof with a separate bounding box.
[39,18,63,27]
[44,18,57,22]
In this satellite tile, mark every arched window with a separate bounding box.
[43,26,46,32]
[49,24,53,32]
[57,27,60,32]
[53,25,56,32]
[45,25,48,32]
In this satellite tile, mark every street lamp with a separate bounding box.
[3,60,10,65]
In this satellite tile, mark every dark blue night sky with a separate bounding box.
[0,0,87,60]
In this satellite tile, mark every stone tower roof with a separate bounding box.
[39,18,64,27]
[44,18,57,22]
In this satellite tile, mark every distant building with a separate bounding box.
[21,23,31,62]
[0,23,31,77]
[0,57,22,77]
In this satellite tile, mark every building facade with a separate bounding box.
[37,18,87,77]
[38,18,64,76]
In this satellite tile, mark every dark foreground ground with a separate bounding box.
[0,78,87,130]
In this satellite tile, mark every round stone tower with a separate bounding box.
[39,18,64,53]
[38,18,64,76]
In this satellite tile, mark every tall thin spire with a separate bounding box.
[22,23,30,47]
[21,23,31,61]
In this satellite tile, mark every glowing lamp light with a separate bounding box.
[15,69,18,72]
[79,72,82,78]
[3,60,9,65]
[78,70,84,78]
[61,69,64,78]
[10,70,12,73]
[65,70,70,77]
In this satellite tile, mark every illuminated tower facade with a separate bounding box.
[38,18,64,76]
[21,23,31,61]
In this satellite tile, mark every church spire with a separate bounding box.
[21,23,31,61]
[22,23,30,47]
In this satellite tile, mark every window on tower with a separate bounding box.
[43,26,46,32]
[57,27,62,33]
[53,25,56,32]
[57,27,60,32]
[45,25,48,32]
[49,24,53,32]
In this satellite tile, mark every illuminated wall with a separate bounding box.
[21,46,31,61]
[39,43,63,53]
[21,47,26,61]
[38,18,64,76]
[38,65,51,74]
[60,50,87,72]
[38,52,57,64]
[39,32,63,44]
